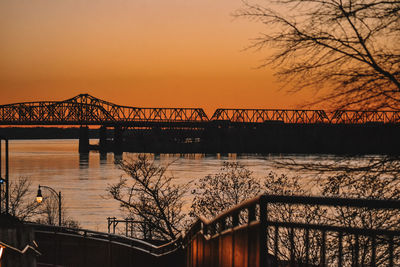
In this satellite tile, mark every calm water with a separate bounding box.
[4,139,343,232]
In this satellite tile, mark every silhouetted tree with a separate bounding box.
[35,193,80,228]
[1,177,40,221]
[236,0,400,109]
[1,177,79,227]
[321,169,400,265]
[107,155,187,241]
[270,158,400,265]
[264,172,326,265]
[190,162,262,219]
[236,1,400,260]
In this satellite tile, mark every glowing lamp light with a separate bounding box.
[0,245,4,259]
[36,186,43,203]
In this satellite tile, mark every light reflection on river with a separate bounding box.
[5,139,363,232]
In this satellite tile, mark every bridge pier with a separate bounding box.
[79,126,89,154]
[99,126,107,153]
[113,126,123,155]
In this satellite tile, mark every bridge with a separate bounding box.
[6,195,399,266]
[1,94,400,125]
[0,94,209,127]
[1,94,400,154]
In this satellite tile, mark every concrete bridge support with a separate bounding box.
[79,126,89,154]
[113,126,123,155]
[99,126,107,153]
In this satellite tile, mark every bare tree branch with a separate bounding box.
[236,0,400,109]
[107,155,187,241]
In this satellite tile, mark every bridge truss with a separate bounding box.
[211,109,329,123]
[0,94,208,126]
[0,94,400,125]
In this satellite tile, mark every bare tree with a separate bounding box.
[321,171,400,265]
[269,158,400,265]
[235,2,400,262]
[236,0,400,110]
[264,172,327,265]
[35,194,80,228]
[107,155,187,241]
[0,177,79,227]
[190,162,262,219]
[1,177,41,221]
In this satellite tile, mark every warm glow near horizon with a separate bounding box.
[0,0,317,116]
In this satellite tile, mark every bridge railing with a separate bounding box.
[184,194,400,267]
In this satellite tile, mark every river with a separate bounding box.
[3,139,359,232]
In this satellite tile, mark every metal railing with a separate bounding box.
[0,240,41,256]
[28,223,181,257]
[26,195,400,266]
[106,217,174,246]
[184,195,400,267]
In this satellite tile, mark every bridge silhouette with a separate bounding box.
[1,94,400,154]
[1,93,400,125]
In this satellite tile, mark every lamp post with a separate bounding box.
[0,138,9,214]
[36,185,62,226]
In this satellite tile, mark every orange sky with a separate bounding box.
[0,0,316,116]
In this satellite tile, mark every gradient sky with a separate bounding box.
[0,0,315,115]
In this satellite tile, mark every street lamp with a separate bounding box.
[36,185,62,226]
[0,138,10,214]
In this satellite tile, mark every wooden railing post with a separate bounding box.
[259,195,267,267]
[248,206,256,223]
[232,212,239,227]
[203,222,208,236]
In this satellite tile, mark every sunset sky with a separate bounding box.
[0,0,315,116]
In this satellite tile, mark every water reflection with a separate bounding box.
[8,139,379,232]
[99,153,107,163]
[113,153,123,164]
[79,153,89,169]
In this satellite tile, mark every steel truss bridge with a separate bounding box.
[0,94,400,125]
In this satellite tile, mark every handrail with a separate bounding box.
[26,195,400,264]
[183,194,400,267]
[0,241,41,256]
[183,194,400,242]
[261,194,400,209]
[199,195,262,226]
[28,223,182,257]
[185,194,400,235]
[183,195,263,244]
